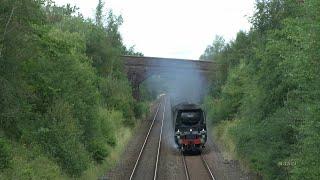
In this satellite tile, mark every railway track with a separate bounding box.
[129,98,166,180]
[182,152,216,180]
[129,97,215,180]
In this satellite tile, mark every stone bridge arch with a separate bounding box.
[122,56,215,99]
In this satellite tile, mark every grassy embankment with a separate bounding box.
[210,120,252,173]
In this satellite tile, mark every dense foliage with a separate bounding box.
[0,0,144,178]
[202,0,320,179]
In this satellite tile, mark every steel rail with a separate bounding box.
[181,152,216,180]
[153,98,166,180]
[200,154,216,180]
[129,102,161,180]
[181,152,190,180]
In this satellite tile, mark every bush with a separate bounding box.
[0,142,65,180]
[98,77,135,122]
[18,156,62,180]
[0,138,11,170]
[290,104,320,179]
[134,101,149,119]
[86,109,124,163]
[88,139,110,163]
[36,100,90,176]
[98,109,122,146]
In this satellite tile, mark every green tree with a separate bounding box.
[200,35,225,61]
[203,0,320,179]
[95,0,104,27]
[0,0,144,177]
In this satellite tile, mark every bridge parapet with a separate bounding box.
[123,56,213,72]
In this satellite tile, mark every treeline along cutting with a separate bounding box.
[0,0,146,178]
[202,0,320,179]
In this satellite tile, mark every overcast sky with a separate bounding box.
[54,0,255,59]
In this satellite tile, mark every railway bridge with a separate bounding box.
[122,56,215,99]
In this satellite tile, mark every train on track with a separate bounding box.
[172,103,207,152]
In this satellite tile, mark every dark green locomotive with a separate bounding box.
[172,103,207,151]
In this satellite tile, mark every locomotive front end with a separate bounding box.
[175,128,207,151]
[173,104,207,152]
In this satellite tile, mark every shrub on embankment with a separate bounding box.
[0,0,145,178]
[202,0,320,179]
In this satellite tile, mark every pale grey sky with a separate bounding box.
[54,0,255,59]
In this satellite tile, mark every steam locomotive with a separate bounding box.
[172,103,207,152]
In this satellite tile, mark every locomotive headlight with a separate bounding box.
[176,129,181,136]
[190,128,192,132]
